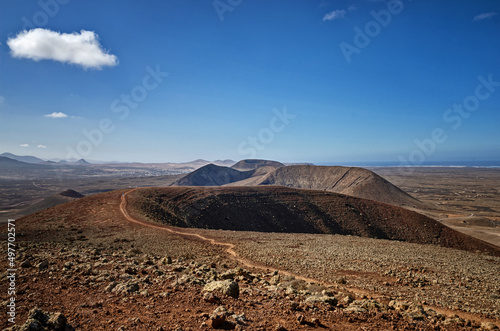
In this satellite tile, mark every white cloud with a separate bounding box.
[323,9,346,21]
[20,144,29,147]
[473,12,497,21]
[37,145,47,149]
[44,112,68,118]
[348,5,357,11]
[7,28,118,69]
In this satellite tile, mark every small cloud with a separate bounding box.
[7,28,118,70]
[20,143,29,147]
[348,5,357,11]
[37,144,47,149]
[473,12,497,21]
[44,112,68,118]
[323,9,346,21]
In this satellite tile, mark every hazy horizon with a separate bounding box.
[1,0,499,165]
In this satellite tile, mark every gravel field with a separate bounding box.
[209,230,500,320]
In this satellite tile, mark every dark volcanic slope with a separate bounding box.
[255,165,423,208]
[172,164,253,186]
[19,189,85,216]
[231,159,285,171]
[129,186,499,255]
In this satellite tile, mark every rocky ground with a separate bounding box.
[1,189,499,330]
[2,240,498,331]
[216,231,500,319]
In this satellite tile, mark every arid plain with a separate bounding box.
[1,158,499,330]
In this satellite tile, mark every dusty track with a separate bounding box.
[120,188,499,327]
[120,188,322,285]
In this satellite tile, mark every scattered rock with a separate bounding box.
[5,308,74,331]
[210,308,227,328]
[204,280,239,298]
[20,259,32,268]
[296,314,306,325]
[37,260,49,271]
[344,306,368,314]
[105,281,118,292]
[481,322,499,330]
[305,295,337,307]
[203,292,220,303]
[274,324,287,331]
[112,282,140,294]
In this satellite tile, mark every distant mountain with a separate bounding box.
[186,159,235,167]
[0,153,45,164]
[76,158,90,165]
[172,164,253,186]
[231,159,284,171]
[54,158,90,165]
[0,156,47,169]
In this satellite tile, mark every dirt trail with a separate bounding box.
[120,189,335,285]
[120,189,499,327]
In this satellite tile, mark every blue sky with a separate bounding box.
[0,0,499,164]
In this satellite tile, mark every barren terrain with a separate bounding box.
[2,188,500,330]
[370,167,500,247]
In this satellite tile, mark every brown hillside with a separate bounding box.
[254,165,423,208]
[129,186,499,255]
[18,189,85,216]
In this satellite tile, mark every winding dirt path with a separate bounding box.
[119,188,498,327]
[120,189,321,285]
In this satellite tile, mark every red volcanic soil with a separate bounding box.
[2,189,499,330]
[129,186,500,255]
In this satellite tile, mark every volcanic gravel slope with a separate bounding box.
[254,165,424,208]
[129,186,500,255]
[2,189,500,330]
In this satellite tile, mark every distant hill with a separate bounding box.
[18,189,85,217]
[187,159,235,167]
[0,156,47,169]
[173,163,423,208]
[0,153,45,164]
[76,158,90,165]
[130,186,500,255]
[255,165,423,208]
[172,164,253,186]
[231,159,284,171]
